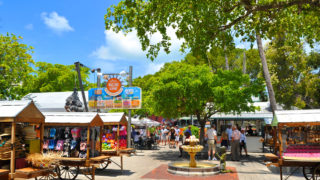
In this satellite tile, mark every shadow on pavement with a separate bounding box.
[95,169,134,177]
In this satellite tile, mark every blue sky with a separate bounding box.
[1,0,317,84]
[0,0,185,82]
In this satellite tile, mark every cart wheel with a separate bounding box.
[313,164,320,180]
[303,166,313,180]
[57,165,79,180]
[97,158,111,170]
[82,167,94,180]
[35,174,55,180]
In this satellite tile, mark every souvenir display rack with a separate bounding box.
[98,113,134,172]
[0,101,55,180]
[264,110,320,180]
[43,112,110,180]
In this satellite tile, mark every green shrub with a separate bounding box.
[183,125,199,138]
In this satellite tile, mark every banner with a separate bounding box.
[88,87,142,109]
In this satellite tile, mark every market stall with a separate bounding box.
[43,112,110,180]
[98,113,134,172]
[265,110,320,180]
[262,117,279,153]
[0,101,53,180]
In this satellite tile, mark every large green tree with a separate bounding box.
[105,0,320,114]
[0,34,34,99]
[266,35,320,109]
[29,62,92,92]
[148,61,264,144]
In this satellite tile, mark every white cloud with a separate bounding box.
[91,27,183,61]
[90,27,185,78]
[25,24,33,30]
[145,63,164,75]
[41,12,74,33]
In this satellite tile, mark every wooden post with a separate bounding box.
[10,122,16,179]
[86,127,90,161]
[280,165,283,180]
[117,125,120,154]
[99,126,103,153]
[92,165,95,180]
[278,126,283,159]
[40,123,44,152]
[120,155,123,173]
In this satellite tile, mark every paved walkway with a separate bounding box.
[80,140,305,180]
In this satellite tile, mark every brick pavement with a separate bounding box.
[89,142,305,180]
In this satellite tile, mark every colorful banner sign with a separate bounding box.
[88,87,142,109]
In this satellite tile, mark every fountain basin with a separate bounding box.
[168,161,219,176]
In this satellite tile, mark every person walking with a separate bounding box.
[168,127,175,148]
[226,124,233,149]
[160,126,168,146]
[174,125,180,147]
[219,128,229,149]
[206,124,218,160]
[240,128,248,157]
[231,125,241,161]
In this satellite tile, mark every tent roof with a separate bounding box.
[43,112,103,126]
[99,112,127,125]
[272,109,320,126]
[0,101,45,123]
[22,91,90,112]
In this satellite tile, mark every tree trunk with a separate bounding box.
[197,113,206,145]
[243,51,246,74]
[224,46,229,70]
[256,34,277,113]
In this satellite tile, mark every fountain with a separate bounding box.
[167,136,219,176]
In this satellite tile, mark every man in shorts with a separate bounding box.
[206,124,218,160]
[174,125,180,147]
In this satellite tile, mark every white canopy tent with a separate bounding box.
[272,109,320,126]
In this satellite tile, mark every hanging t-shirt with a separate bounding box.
[71,128,81,139]
[49,128,56,138]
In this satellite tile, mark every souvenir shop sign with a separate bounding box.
[88,87,142,109]
[106,78,123,96]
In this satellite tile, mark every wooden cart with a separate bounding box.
[98,113,134,172]
[0,101,56,180]
[44,112,110,180]
[265,110,320,180]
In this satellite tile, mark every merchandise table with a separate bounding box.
[0,101,48,180]
[98,113,135,172]
[265,110,320,180]
[44,112,108,180]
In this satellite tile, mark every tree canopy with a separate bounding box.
[266,35,320,109]
[105,0,320,59]
[146,61,264,143]
[0,34,34,100]
[29,62,92,92]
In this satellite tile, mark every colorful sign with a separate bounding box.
[105,78,123,96]
[88,87,142,109]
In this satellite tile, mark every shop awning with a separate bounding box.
[99,112,127,125]
[0,101,44,123]
[272,109,320,126]
[43,112,103,127]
